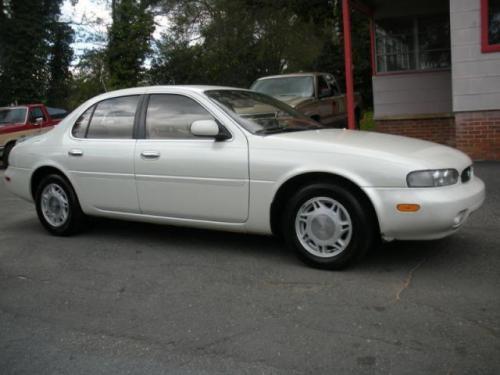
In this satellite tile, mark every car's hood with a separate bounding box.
[254,129,471,170]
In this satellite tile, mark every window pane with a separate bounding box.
[376,15,450,72]
[72,106,94,138]
[317,75,330,96]
[376,18,415,73]
[418,14,451,69]
[0,108,26,125]
[30,107,45,121]
[87,96,139,139]
[419,50,451,70]
[489,0,500,45]
[146,95,214,139]
[251,76,314,98]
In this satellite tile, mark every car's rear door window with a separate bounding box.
[145,94,215,139]
[86,96,139,139]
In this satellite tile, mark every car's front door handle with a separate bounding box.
[141,151,160,160]
[68,149,83,157]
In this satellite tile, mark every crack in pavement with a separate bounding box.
[395,257,427,301]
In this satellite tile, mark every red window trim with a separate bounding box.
[481,0,500,53]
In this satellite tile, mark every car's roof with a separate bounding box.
[99,85,248,97]
[255,73,326,81]
[86,85,252,103]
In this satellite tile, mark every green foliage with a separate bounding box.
[68,49,109,109]
[149,0,373,106]
[0,0,73,106]
[360,110,375,131]
[0,0,374,110]
[46,22,75,108]
[107,0,155,89]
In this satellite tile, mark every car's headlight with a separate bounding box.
[407,169,459,187]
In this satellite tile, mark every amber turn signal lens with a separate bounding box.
[397,204,420,212]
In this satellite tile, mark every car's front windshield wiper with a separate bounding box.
[255,127,311,135]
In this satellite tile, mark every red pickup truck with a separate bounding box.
[0,104,66,167]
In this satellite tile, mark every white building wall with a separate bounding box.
[373,71,452,118]
[372,0,452,119]
[450,0,500,112]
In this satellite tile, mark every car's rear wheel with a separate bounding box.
[35,174,86,236]
[283,183,375,269]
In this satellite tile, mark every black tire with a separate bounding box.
[282,183,376,270]
[2,142,15,168]
[35,174,87,236]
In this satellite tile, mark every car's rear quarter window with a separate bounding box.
[72,106,94,138]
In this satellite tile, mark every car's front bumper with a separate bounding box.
[364,177,486,241]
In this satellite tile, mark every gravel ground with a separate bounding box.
[0,162,499,374]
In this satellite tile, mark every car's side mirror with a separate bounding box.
[33,117,43,126]
[190,120,231,141]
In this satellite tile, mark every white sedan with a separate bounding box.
[4,86,485,269]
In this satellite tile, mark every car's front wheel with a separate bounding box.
[283,183,376,269]
[35,174,86,236]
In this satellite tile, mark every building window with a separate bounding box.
[481,0,500,53]
[375,15,451,73]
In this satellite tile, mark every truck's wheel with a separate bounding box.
[35,174,87,236]
[2,142,15,168]
[282,183,375,269]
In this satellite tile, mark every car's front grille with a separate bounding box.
[461,166,473,183]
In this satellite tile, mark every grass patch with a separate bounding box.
[360,110,375,131]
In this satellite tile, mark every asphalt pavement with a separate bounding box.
[0,163,499,374]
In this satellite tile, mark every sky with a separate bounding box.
[61,0,169,64]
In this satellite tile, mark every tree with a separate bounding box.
[149,0,373,106]
[46,22,74,108]
[150,0,324,87]
[68,49,109,109]
[107,0,155,89]
[0,0,65,105]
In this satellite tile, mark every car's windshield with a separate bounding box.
[205,90,324,135]
[250,76,314,98]
[0,108,27,125]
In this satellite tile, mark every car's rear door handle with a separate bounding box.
[141,151,160,160]
[68,149,83,157]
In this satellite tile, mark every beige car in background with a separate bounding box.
[251,72,362,128]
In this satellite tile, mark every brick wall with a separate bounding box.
[374,113,500,160]
[455,111,500,160]
[374,116,456,147]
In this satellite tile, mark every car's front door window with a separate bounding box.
[146,94,215,139]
